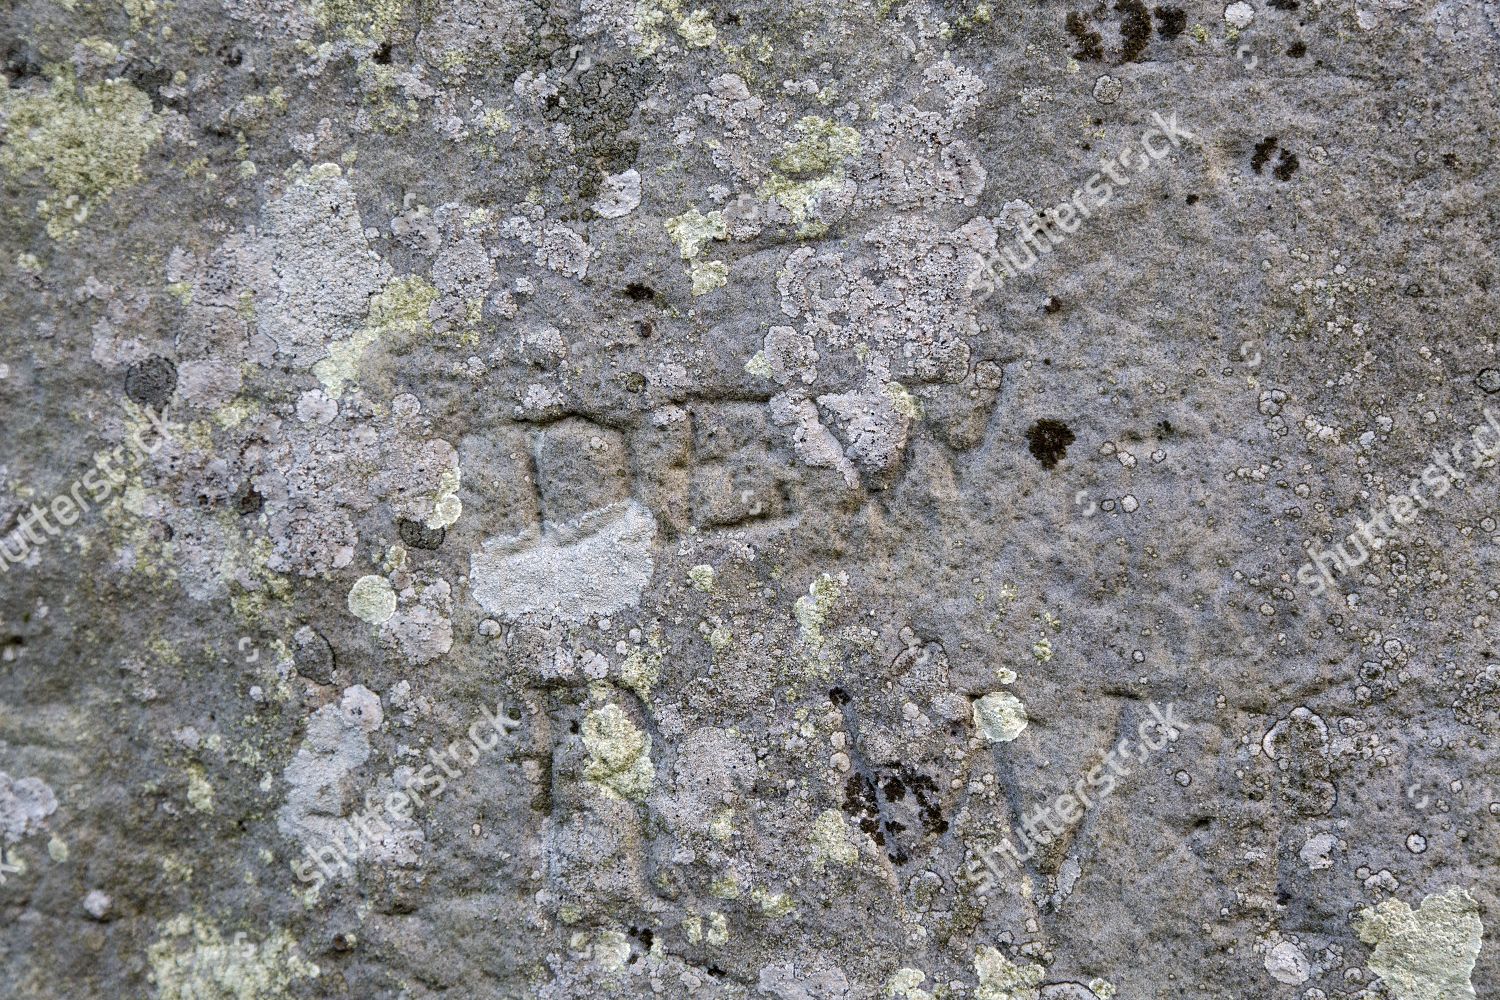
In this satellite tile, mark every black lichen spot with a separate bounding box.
[1251,136,1280,173]
[1273,149,1299,180]
[372,41,392,64]
[828,686,851,705]
[124,355,177,409]
[637,318,654,339]
[1267,0,1299,9]
[1026,419,1075,469]
[1185,193,1200,204]
[1153,5,1187,38]
[1044,296,1064,314]
[1442,152,1458,169]
[1065,12,1107,61]
[398,517,446,550]
[1116,0,1153,61]
[624,282,657,302]
[1286,40,1307,57]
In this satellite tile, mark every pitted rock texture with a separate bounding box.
[0,0,1495,998]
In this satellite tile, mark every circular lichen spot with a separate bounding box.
[124,355,178,409]
[347,575,396,624]
[1476,367,1500,394]
[972,691,1029,743]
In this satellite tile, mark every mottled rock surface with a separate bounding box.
[0,0,1496,997]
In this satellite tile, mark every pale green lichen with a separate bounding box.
[1353,886,1483,1000]
[886,968,934,1000]
[186,766,214,814]
[313,275,437,398]
[426,466,463,529]
[582,704,655,801]
[794,572,844,651]
[757,174,844,227]
[620,630,665,699]
[884,381,922,419]
[677,8,717,46]
[972,692,1028,743]
[688,564,716,592]
[810,808,858,868]
[314,0,406,42]
[751,886,796,917]
[773,116,863,176]
[757,116,862,230]
[973,946,1044,1000]
[665,208,727,260]
[147,917,319,1000]
[690,259,729,295]
[0,71,164,237]
[347,575,397,624]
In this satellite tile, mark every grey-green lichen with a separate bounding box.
[312,274,438,398]
[973,946,1044,1000]
[582,704,655,801]
[972,692,1028,743]
[147,916,319,1000]
[1353,886,1484,1000]
[0,70,164,237]
[810,808,859,868]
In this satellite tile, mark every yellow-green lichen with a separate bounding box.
[887,968,934,1000]
[1353,886,1483,1000]
[690,259,729,295]
[773,116,862,177]
[620,630,665,700]
[313,274,437,398]
[186,766,214,814]
[0,71,164,237]
[582,704,655,801]
[972,692,1028,743]
[810,808,858,868]
[973,946,1044,1000]
[314,0,406,42]
[147,917,319,1000]
[665,208,727,260]
[347,575,396,625]
[794,572,843,652]
[677,8,718,46]
[751,886,796,917]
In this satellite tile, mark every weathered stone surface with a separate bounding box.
[0,0,1495,997]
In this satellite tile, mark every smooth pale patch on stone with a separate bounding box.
[469,501,657,620]
[347,575,397,624]
[1264,940,1311,985]
[593,169,641,218]
[1353,886,1484,1000]
[973,691,1029,742]
[1225,1,1255,27]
